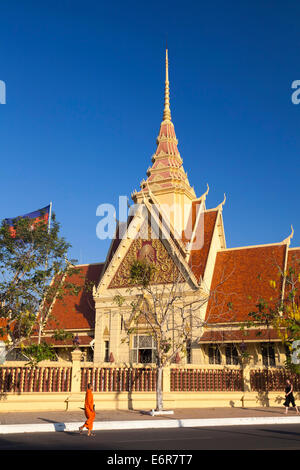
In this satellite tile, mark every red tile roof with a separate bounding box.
[199,328,283,343]
[0,318,18,342]
[283,247,300,309]
[28,335,94,347]
[287,248,300,276]
[45,263,104,331]
[188,210,218,281]
[206,244,287,324]
[0,318,9,341]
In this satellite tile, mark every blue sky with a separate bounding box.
[0,0,299,264]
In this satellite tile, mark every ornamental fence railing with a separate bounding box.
[80,367,158,392]
[250,369,300,392]
[0,366,72,393]
[1,364,299,394]
[170,368,244,392]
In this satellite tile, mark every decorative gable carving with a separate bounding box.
[108,223,183,289]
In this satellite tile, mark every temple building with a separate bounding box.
[43,49,299,369]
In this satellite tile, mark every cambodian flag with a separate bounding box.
[4,205,51,238]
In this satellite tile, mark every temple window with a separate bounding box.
[208,344,221,364]
[225,344,239,365]
[130,335,156,364]
[104,340,110,362]
[261,342,276,367]
[186,339,192,364]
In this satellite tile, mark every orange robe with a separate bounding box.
[83,389,96,430]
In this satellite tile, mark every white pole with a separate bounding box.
[48,201,52,234]
[38,202,52,345]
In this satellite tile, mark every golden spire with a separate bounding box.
[163,47,172,121]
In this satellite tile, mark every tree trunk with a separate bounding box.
[37,321,42,345]
[156,365,163,411]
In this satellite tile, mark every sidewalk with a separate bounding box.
[1,407,300,434]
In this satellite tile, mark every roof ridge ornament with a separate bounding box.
[194,183,209,202]
[202,183,209,200]
[282,225,294,245]
[217,193,226,211]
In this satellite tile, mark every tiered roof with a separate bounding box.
[133,48,196,201]
[39,50,299,349]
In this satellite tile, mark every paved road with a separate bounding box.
[0,424,300,452]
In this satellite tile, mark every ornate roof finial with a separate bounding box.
[217,193,226,211]
[163,46,172,122]
[202,183,210,200]
[282,225,294,245]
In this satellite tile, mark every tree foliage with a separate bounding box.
[114,259,212,411]
[129,260,156,287]
[0,212,81,364]
[242,259,300,372]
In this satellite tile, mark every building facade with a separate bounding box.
[42,49,298,371]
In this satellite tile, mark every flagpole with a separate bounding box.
[45,202,52,266]
[38,202,52,345]
[48,201,52,234]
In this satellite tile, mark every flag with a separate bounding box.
[4,205,51,238]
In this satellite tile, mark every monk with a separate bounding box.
[79,383,96,436]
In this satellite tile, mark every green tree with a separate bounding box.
[0,212,81,364]
[114,259,214,412]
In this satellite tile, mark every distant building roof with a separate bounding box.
[45,263,104,331]
[206,244,287,324]
[188,209,218,282]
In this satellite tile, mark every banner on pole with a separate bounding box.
[4,205,51,238]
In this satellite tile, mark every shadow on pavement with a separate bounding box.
[258,428,300,438]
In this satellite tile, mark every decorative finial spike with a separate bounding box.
[216,193,226,211]
[282,225,294,245]
[204,183,209,199]
[163,46,172,121]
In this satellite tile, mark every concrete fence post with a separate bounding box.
[71,349,82,393]
[163,366,171,393]
[242,362,251,393]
